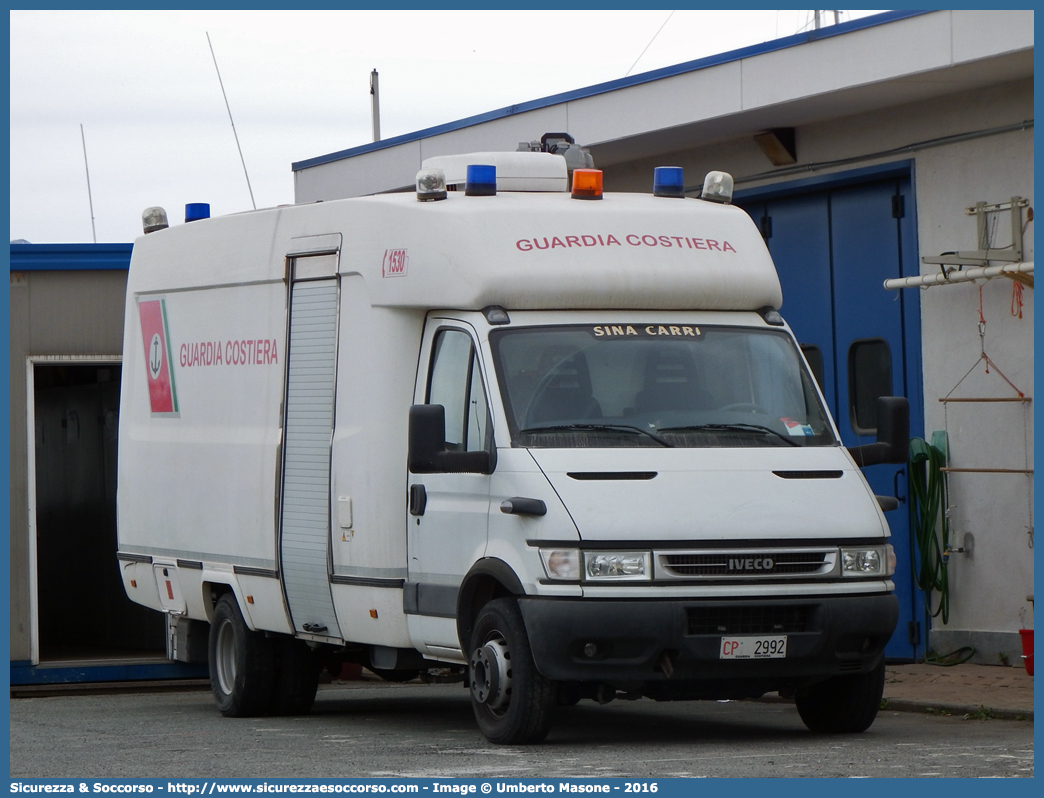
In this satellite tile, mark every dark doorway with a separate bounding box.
[33,363,166,662]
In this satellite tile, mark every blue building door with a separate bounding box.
[738,168,925,660]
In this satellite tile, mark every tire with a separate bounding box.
[208,593,276,717]
[469,598,555,745]
[795,660,885,733]
[271,637,320,716]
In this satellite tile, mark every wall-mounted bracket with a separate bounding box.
[922,196,1030,268]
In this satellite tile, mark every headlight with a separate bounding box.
[840,544,894,577]
[539,549,580,580]
[583,551,652,581]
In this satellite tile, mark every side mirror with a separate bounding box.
[408,404,493,475]
[848,396,909,467]
[408,404,447,473]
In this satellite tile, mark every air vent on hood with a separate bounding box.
[566,471,658,481]
[772,470,843,479]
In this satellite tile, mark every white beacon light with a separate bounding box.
[416,167,447,201]
[142,207,169,234]
[701,171,734,204]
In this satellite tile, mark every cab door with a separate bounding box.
[405,321,494,654]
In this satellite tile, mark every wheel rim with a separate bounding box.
[470,635,512,714]
[214,618,237,696]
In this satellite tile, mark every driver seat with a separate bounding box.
[527,349,602,424]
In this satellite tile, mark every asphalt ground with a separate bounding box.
[12,660,1034,719]
[9,677,1034,778]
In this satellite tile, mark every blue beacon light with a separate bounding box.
[652,167,685,198]
[465,164,497,196]
[185,203,211,222]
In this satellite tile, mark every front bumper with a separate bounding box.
[519,593,897,689]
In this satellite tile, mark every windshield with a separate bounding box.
[489,323,836,449]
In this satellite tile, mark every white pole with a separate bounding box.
[884,262,1034,290]
[370,70,381,142]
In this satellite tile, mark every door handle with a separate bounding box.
[500,497,547,516]
[409,484,427,516]
[893,468,906,503]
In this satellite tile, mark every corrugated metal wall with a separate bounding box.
[9,263,128,663]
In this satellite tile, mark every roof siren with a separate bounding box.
[517,132,594,173]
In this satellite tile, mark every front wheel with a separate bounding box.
[469,598,555,744]
[795,660,885,733]
[208,593,276,717]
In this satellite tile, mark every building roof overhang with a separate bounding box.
[292,10,1034,200]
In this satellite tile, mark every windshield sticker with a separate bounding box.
[593,325,701,338]
[781,417,815,436]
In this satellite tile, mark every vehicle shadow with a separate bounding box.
[309,686,811,746]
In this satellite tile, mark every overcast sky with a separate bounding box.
[10,10,886,244]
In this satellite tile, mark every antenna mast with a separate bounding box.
[80,124,97,243]
[207,32,256,210]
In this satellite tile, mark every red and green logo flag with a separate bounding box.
[137,298,179,415]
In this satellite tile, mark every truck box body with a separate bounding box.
[117,157,902,742]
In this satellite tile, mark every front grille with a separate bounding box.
[658,548,836,579]
[686,604,814,635]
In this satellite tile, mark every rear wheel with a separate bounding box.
[795,660,885,733]
[469,598,555,745]
[208,593,276,717]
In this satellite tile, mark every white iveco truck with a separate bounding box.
[117,145,907,744]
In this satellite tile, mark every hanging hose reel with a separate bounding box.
[908,434,951,624]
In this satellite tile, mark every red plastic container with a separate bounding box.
[1019,629,1034,676]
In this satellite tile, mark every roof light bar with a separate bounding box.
[571,169,603,200]
[653,167,685,198]
[416,167,447,201]
[701,171,734,204]
[465,164,497,196]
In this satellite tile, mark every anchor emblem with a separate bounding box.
[149,333,163,380]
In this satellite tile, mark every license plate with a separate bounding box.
[719,635,787,659]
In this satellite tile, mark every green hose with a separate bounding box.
[908,437,950,624]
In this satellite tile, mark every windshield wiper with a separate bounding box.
[519,423,674,448]
[657,423,801,447]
